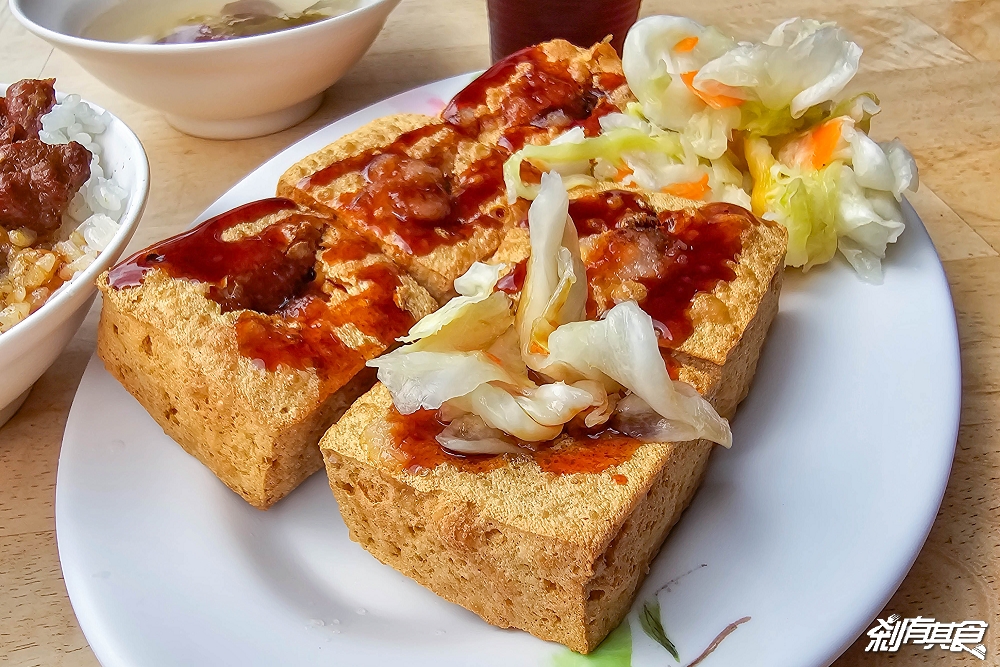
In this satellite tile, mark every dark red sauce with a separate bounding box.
[343,147,508,256]
[297,124,446,191]
[234,294,364,378]
[578,194,753,348]
[109,198,322,315]
[387,407,643,476]
[234,262,414,377]
[292,45,624,261]
[388,408,508,474]
[576,97,621,139]
[531,432,643,475]
[320,232,379,264]
[496,259,527,294]
[442,44,623,151]
[598,71,627,92]
[297,123,509,257]
[569,190,657,236]
[335,263,418,353]
[109,198,415,379]
[516,160,544,194]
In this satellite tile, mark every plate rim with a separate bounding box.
[55,72,962,667]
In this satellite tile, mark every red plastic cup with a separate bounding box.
[487,0,642,63]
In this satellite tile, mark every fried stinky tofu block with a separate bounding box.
[97,199,437,509]
[278,114,515,303]
[441,38,633,148]
[319,193,787,652]
[277,40,632,304]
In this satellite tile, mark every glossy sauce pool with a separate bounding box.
[388,407,644,480]
[571,192,753,349]
[297,124,508,256]
[108,198,318,314]
[295,43,625,260]
[234,260,414,377]
[442,44,625,151]
[109,198,415,381]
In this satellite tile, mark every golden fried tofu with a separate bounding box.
[442,39,633,147]
[319,192,787,651]
[278,40,633,304]
[278,115,514,303]
[97,199,436,509]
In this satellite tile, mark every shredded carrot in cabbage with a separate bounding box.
[809,118,843,170]
[680,71,744,109]
[662,173,710,200]
[674,36,699,52]
[614,164,634,181]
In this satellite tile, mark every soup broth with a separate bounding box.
[83,0,360,44]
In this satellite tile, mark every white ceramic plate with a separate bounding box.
[56,74,960,667]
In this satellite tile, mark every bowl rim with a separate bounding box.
[9,0,401,54]
[0,84,150,347]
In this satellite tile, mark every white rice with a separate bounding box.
[0,95,129,333]
[39,94,129,258]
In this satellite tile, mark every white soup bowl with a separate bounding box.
[10,0,401,139]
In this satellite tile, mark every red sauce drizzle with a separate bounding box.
[389,408,507,474]
[598,71,627,92]
[320,233,379,264]
[234,293,364,378]
[297,123,509,257]
[293,46,624,261]
[577,193,753,348]
[109,198,321,314]
[442,45,622,151]
[387,407,643,476]
[297,124,445,190]
[568,190,656,236]
[235,262,414,376]
[496,259,527,294]
[109,198,414,379]
[336,263,418,351]
[343,146,509,256]
[532,432,643,475]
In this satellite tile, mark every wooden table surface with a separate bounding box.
[1,0,998,664]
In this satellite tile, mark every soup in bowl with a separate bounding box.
[10,0,401,139]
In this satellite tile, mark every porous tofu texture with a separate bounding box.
[320,198,787,651]
[278,115,512,303]
[96,210,436,509]
[277,41,633,304]
[443,39,633,147]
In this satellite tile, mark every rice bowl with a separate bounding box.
[1,91,130,333]
[0,83,148,426]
